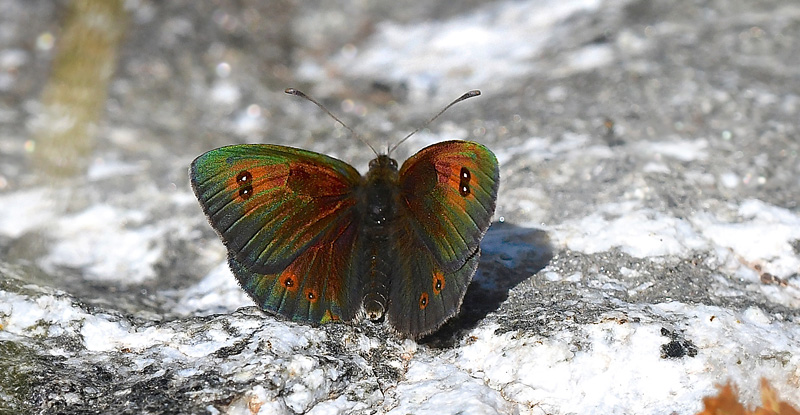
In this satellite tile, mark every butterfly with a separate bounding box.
[190,90,499,338]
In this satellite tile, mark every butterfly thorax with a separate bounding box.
[360,154,400,321]
[363,155,399,227]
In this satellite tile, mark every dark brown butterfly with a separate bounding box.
[190,89,499,338]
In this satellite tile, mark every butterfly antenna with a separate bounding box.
[285,88,378,156]
[388,90,481,155]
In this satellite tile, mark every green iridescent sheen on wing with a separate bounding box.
[398,140,499,272]
[190,144,364,324]
[228,219,363,324]
[190,144,362,274]
[385,215,481,337]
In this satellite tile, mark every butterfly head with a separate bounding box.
[368,154,398,172]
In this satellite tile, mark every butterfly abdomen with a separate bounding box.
[359,155,401,321]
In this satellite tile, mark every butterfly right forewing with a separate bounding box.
[398,141,499,271]
[191,144,362,274]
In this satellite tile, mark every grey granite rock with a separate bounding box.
[1,0,799,414]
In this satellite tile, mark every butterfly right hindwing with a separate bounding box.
[385,217,481,337]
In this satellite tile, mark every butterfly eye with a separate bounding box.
[418,292,429,310]
[389,158,398,169]
[458,167,471,197]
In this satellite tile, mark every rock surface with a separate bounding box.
[1,0,799,414]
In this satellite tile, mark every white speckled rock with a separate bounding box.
[1,0,799,413]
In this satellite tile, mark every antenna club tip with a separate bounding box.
[456,90,481,102]
[285,88,304,97]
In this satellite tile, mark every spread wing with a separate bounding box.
[190,144,364,322]
[388,140,499,337]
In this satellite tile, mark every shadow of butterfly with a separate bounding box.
[190,90,499,338]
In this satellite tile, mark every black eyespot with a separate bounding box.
[237,170,252,183]
[419,292,429,309]
[432,272,445,295]
[458,167,471,197]
[239,185,253,199]
[237,170,254,199]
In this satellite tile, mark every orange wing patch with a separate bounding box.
[287,162,356,196]
[281,272,299,291]
[228,161,291,210]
